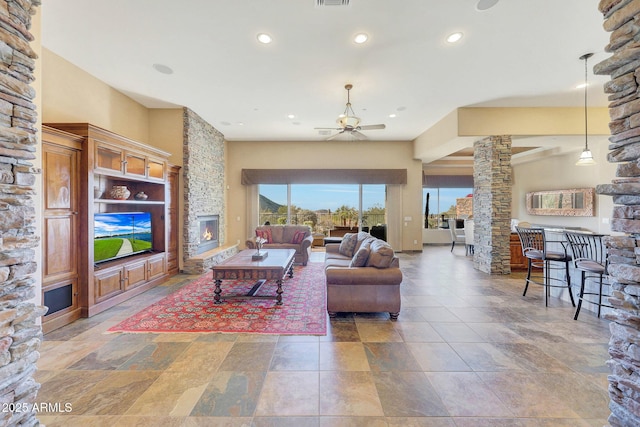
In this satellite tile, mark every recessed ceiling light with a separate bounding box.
[446,32,463,43]
[237,122,244,126]
[576,83,589,89]
[389,114,397,118]
[287,114,296,119]
[476,0,499,11]
[152,63,173,75]
[257,33,272,44]
[354,33,368,44]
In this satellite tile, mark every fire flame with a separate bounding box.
[202,227,213,241]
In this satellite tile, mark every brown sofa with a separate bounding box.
[324,232,402,320]
[246,225,314,266]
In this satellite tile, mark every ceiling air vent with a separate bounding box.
[316,0,350,6]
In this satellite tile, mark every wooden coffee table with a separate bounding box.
[211,249,296,305]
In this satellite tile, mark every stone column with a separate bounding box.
[592,1,640,425]
[472,135,512,274]
[0,1,46,426]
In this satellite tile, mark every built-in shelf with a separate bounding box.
[94,200,165,205]
[42,122,180,326]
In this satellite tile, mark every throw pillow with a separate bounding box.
[350,247,370,267]
[292,230,307,244]
[256,228,272,243]
[366,239,395,268]
[339,233,358,257]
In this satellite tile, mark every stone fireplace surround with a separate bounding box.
[181,108,236,274]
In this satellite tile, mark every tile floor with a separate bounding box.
[35,245,611,426]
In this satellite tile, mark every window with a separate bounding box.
[423,187,472,228]
[259,184,386,233]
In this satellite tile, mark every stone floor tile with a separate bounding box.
[363,342,422,372]
[319,371,383,416]
[269,342,319,371]
[430,322,485,342]
[386,418,456,427]
[319,342,369,371]
[117,341,190,371]
[255,372,319,416]
[393,321,445,342]
[166,341,234,377]
[218,342,276,371]
[426,372,512,417]
[124,370,209,416]
[373,371,449,417]
[191,371,266,417]
[355,322,403,342]
[72,371,162,415]
[406,342,471,372]
[319,416,387,427]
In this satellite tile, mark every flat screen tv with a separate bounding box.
[94,212,153,263]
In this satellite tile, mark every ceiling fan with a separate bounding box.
[315,84,386,140]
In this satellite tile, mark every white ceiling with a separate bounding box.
[40,0,610,159]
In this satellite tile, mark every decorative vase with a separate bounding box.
[109,185,130,200]
[134,191,148,201]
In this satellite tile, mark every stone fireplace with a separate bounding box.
[181,108,237,274]
[197,215,219,254]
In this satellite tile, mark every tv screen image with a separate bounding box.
[94,212,153,263]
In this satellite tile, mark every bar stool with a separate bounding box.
[564,231,610,320]
[515,226,575,307]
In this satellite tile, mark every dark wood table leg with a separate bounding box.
[276,279,283,305]
[214,279,222,304]
[287,265,294,278]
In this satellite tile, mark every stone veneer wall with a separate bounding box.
[473,135,512,274]
[0,0,46,425]
[593,1,640,425]
[182,107,230,274]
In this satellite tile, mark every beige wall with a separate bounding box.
[149,109,184,166]
[512,138,615,234]
[226,140,424,252]
[42,48,151,143]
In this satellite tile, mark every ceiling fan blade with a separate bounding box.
[351,130,368,140]
[326,131,344,141]
[358,124,386,130]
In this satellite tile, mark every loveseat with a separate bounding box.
[246,225,314,266]
[324,232,402,320]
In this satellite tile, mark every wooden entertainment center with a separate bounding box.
[41,123,180,333]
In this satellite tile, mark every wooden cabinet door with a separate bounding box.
[43,142,79,283]
[147,157,166,181]
[166,165,180,275]
[124,151,146,178]
[510,233,529,271]
[147,253,166,280]
[124,259,148,290]
[95,142,124,175]
[94,266,124,303]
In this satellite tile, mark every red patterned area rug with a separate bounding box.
[108,262,326,335]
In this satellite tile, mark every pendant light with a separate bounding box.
[576,52,596,166]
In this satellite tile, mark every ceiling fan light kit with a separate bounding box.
[314,84,386,140]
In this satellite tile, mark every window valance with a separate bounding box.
[241,169,407,185]
[422,174,473,188]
